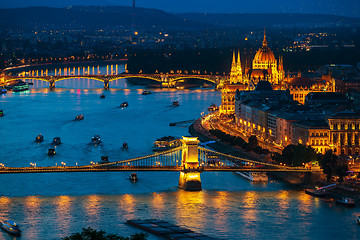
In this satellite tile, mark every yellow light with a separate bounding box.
[134,31,138,35]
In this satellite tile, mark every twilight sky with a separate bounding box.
[1,0,360,18]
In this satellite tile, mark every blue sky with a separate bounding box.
[1,0,360,17]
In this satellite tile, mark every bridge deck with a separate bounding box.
[0,166,319,174]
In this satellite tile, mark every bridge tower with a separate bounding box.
[104,80,109,89]
[179,136,202,191]
[49,79,55,89]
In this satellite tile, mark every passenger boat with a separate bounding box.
[52,137,61,145]
[120,102,129,108]
[235,172,268,182]
[99,156,109,164]
[335,197,356,207]
[75,114,84,120]
[0,220,21,236]
[141,90,152,95]
[12,82,29,92]
[172,101,180,106]
[91,135,101,144]
[0,110,3,117]
[35,134,44,142]
[122,142,128,149]
[153,136,181,152]
[48,148,56,156]
[208,103,219,112]
[100,93,105,99]
[129,172,138,182]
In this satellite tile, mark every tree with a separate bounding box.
[319,150,338,182]
[62,227,148,240]
[248,135,259,151]
[279,144,317,167]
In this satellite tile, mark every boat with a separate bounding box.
[100,93,105,99]
[12,82,29,92]
[0,220,21,236]
[235,172,268,182]
[35,134,44,142]
[153,136,181,152]
[357,216,360,225]
[122,142,128,149]
[91,135,101,144]
[0,110,3,117]
[48,148,56,156]
[141,90,152,95]
[0,88,7,94]
[208,103,219,112]
[52,137,61,145]
[305,183,337,197]
[335,197,356,207]
[120,102,129,108]
[99,156,109,164]
[75,114,84,120]
[129,172,138,181]
[172,101,180,106]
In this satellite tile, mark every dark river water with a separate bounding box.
[0,64,359,240]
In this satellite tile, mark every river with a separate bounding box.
[0,63,359,240]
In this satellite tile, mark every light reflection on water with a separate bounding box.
[0,66,359,239]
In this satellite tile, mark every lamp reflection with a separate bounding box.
[55,196,72,231]
[175,190,206,231]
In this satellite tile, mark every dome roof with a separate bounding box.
[254,45,276,63]
[289,77,314,87]
[254,31,275,63]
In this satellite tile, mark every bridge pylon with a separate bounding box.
[49,80,55,89]
[179,136,202,191]
[104,80,109,89]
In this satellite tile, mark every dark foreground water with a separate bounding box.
[0,64,359,240]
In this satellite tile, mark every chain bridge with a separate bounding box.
[3,73,221,89]
[0,137,321,191]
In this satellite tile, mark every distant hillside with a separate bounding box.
[0,6,208,30]
[178,13,360,27]
[0,6,359,30]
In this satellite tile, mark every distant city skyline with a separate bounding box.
[1,0,360,18]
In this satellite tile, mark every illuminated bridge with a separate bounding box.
[0,137,321,191]
[3,73,221,89]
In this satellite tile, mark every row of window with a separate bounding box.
[332,123,360,130]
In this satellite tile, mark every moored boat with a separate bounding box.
[153,136,181,152]
[0,88,7,94]
[12,82,29,92]
[208,103,219,112]
[75,114,84,121]
[0,220,21,236]
[335,197,356,207]
[235,172,268,182]
[357,216,360,225]
[120,102,129,108]
[52,137,61,145]
[35,134,44,142]
[91,135,101,144]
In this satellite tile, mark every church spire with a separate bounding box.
[263,28,267,46]
[237,51,242,72]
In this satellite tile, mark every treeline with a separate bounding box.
[126,48,231,75]
[273,144,349,182]
[208,129,269,154]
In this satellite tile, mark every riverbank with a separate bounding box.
[189,118,322,186]
[2,59,127,74]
